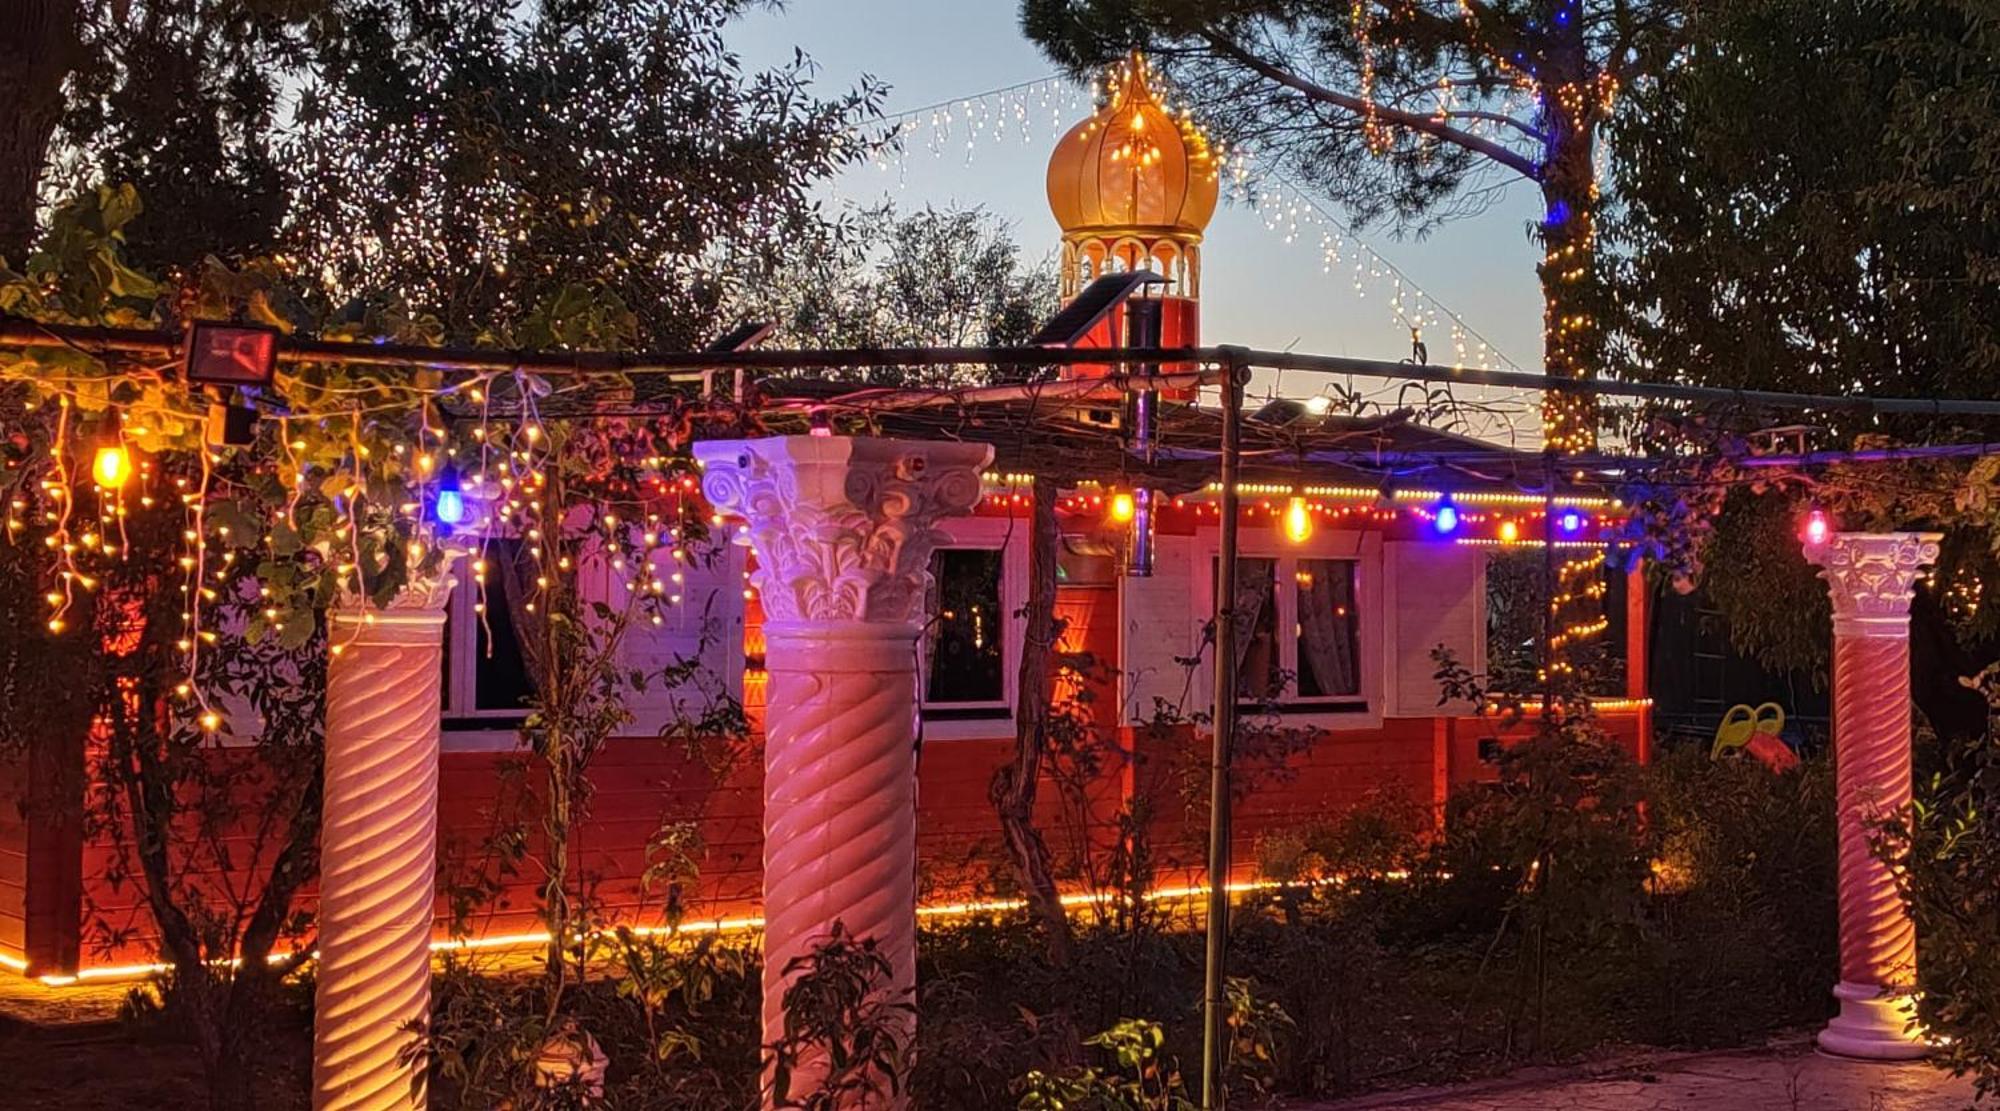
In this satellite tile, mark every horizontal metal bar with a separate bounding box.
[10,319,2000,421]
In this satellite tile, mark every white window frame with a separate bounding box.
[1199,527,1385,730]
[439,542,537,751]
[919,516,1029,739]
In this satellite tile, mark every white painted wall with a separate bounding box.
[615,539,747,737]
[1384,542,1487,717]
[1115,526,1488,726]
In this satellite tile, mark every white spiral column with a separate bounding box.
[1805,531,1938,1060]
[696,435,991,1109]
[314,573,453,1110]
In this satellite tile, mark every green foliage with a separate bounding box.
[1608,0,2000,417]
[1015,1018,1197,1111]
[765,921,917,1110]
[283,0,882,349]
[1880,682,2000,1098]
[1645,744,1837,1041]
[50,0,332,275]
[737,204,1060,386]
[422,935,762,1109]
[1605,0,2000,653]
[1694,490,1831,679]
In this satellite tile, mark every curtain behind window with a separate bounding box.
[491,539,550,702]
[1232,557,1278,699]
[1296,559,1359,697]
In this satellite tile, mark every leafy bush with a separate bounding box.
[765,922,916,1110]
[420,933,761,1110]
[1015,1019,1196,1111]
[1883,712,2000,1098]
[1646,744,1837,1043]
[1013,981,1286,1111]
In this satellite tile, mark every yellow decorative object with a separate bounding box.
[1046,52,1221,299]
[1712,702,1794,769]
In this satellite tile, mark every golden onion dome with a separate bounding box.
[1047,54,1221,239]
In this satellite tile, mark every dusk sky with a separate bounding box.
[733,0,1549,434]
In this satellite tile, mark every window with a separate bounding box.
[1220,554,1366,710]
[1484,549,1627,695]
[925,547,1007,714]
[443,540,538,724]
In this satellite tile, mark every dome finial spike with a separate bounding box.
[1117,49,1153,106]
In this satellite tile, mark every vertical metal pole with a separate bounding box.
[1201,347,1247,1110]
[1130,297,1163,578]
[1541,451,1558,720]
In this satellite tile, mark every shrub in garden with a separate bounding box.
[421,932,761,1110]
[765,922,916,1110]
[1645,743,1837,1044]
[1012,979,1289,1111]
[1882,706,2000,1098]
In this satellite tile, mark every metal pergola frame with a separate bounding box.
[9,316,2000,1107]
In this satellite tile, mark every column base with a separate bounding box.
[1816,981,1928,1060]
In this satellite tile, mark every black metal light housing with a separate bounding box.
[205,401,259,447]
[184,320,280,387]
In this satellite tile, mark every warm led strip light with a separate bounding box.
[1476,696,1652,714]
[1208,481,1615,509]
[19,875,1388,986]
[1453,538,1605,549]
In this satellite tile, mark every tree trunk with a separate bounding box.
[991,475,1074,965]
[1535,19,1603,455]
[0,1,81,261]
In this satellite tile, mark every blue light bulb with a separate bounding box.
[434,489,465,526]
[1434,497,1460,535]
[1559,510,1584,534]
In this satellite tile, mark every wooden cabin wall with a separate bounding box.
[0,752,28,966]
[55,514,1652,975]
[1384,542,1486,716]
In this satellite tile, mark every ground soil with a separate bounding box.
[0,1008,310,1109]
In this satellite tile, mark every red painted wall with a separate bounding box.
[0,755,28,965]
[61,578,1650,974]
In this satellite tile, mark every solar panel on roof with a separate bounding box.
[1027,271,1167,347]
[634,320,775,402]
[705,321,776,354]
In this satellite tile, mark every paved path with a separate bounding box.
[1295,1040,1978,1111]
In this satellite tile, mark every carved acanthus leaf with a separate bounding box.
[1805,532,1942,622]
[694,437,993,625]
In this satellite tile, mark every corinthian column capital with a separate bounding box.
[1804,531,1941,633]
[330,559,458,637]
[693,436,994,627]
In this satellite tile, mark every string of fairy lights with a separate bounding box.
[0,55,1676,717]
[22,318,1984,734]
[845,69,1539,430]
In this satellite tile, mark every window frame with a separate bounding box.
[440,542,536,750]
[1199,527,1384,729]
[919,516,1029,738]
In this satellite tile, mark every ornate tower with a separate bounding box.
[1045,52,1220,357]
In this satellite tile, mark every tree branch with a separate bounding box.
[1445,109,1545,142]
[1199,30,1542,181]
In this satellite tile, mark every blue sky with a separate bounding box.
[732,1,1548,430]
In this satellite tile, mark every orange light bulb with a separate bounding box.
[92,444,132,489]
[1283,496,1313,544]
